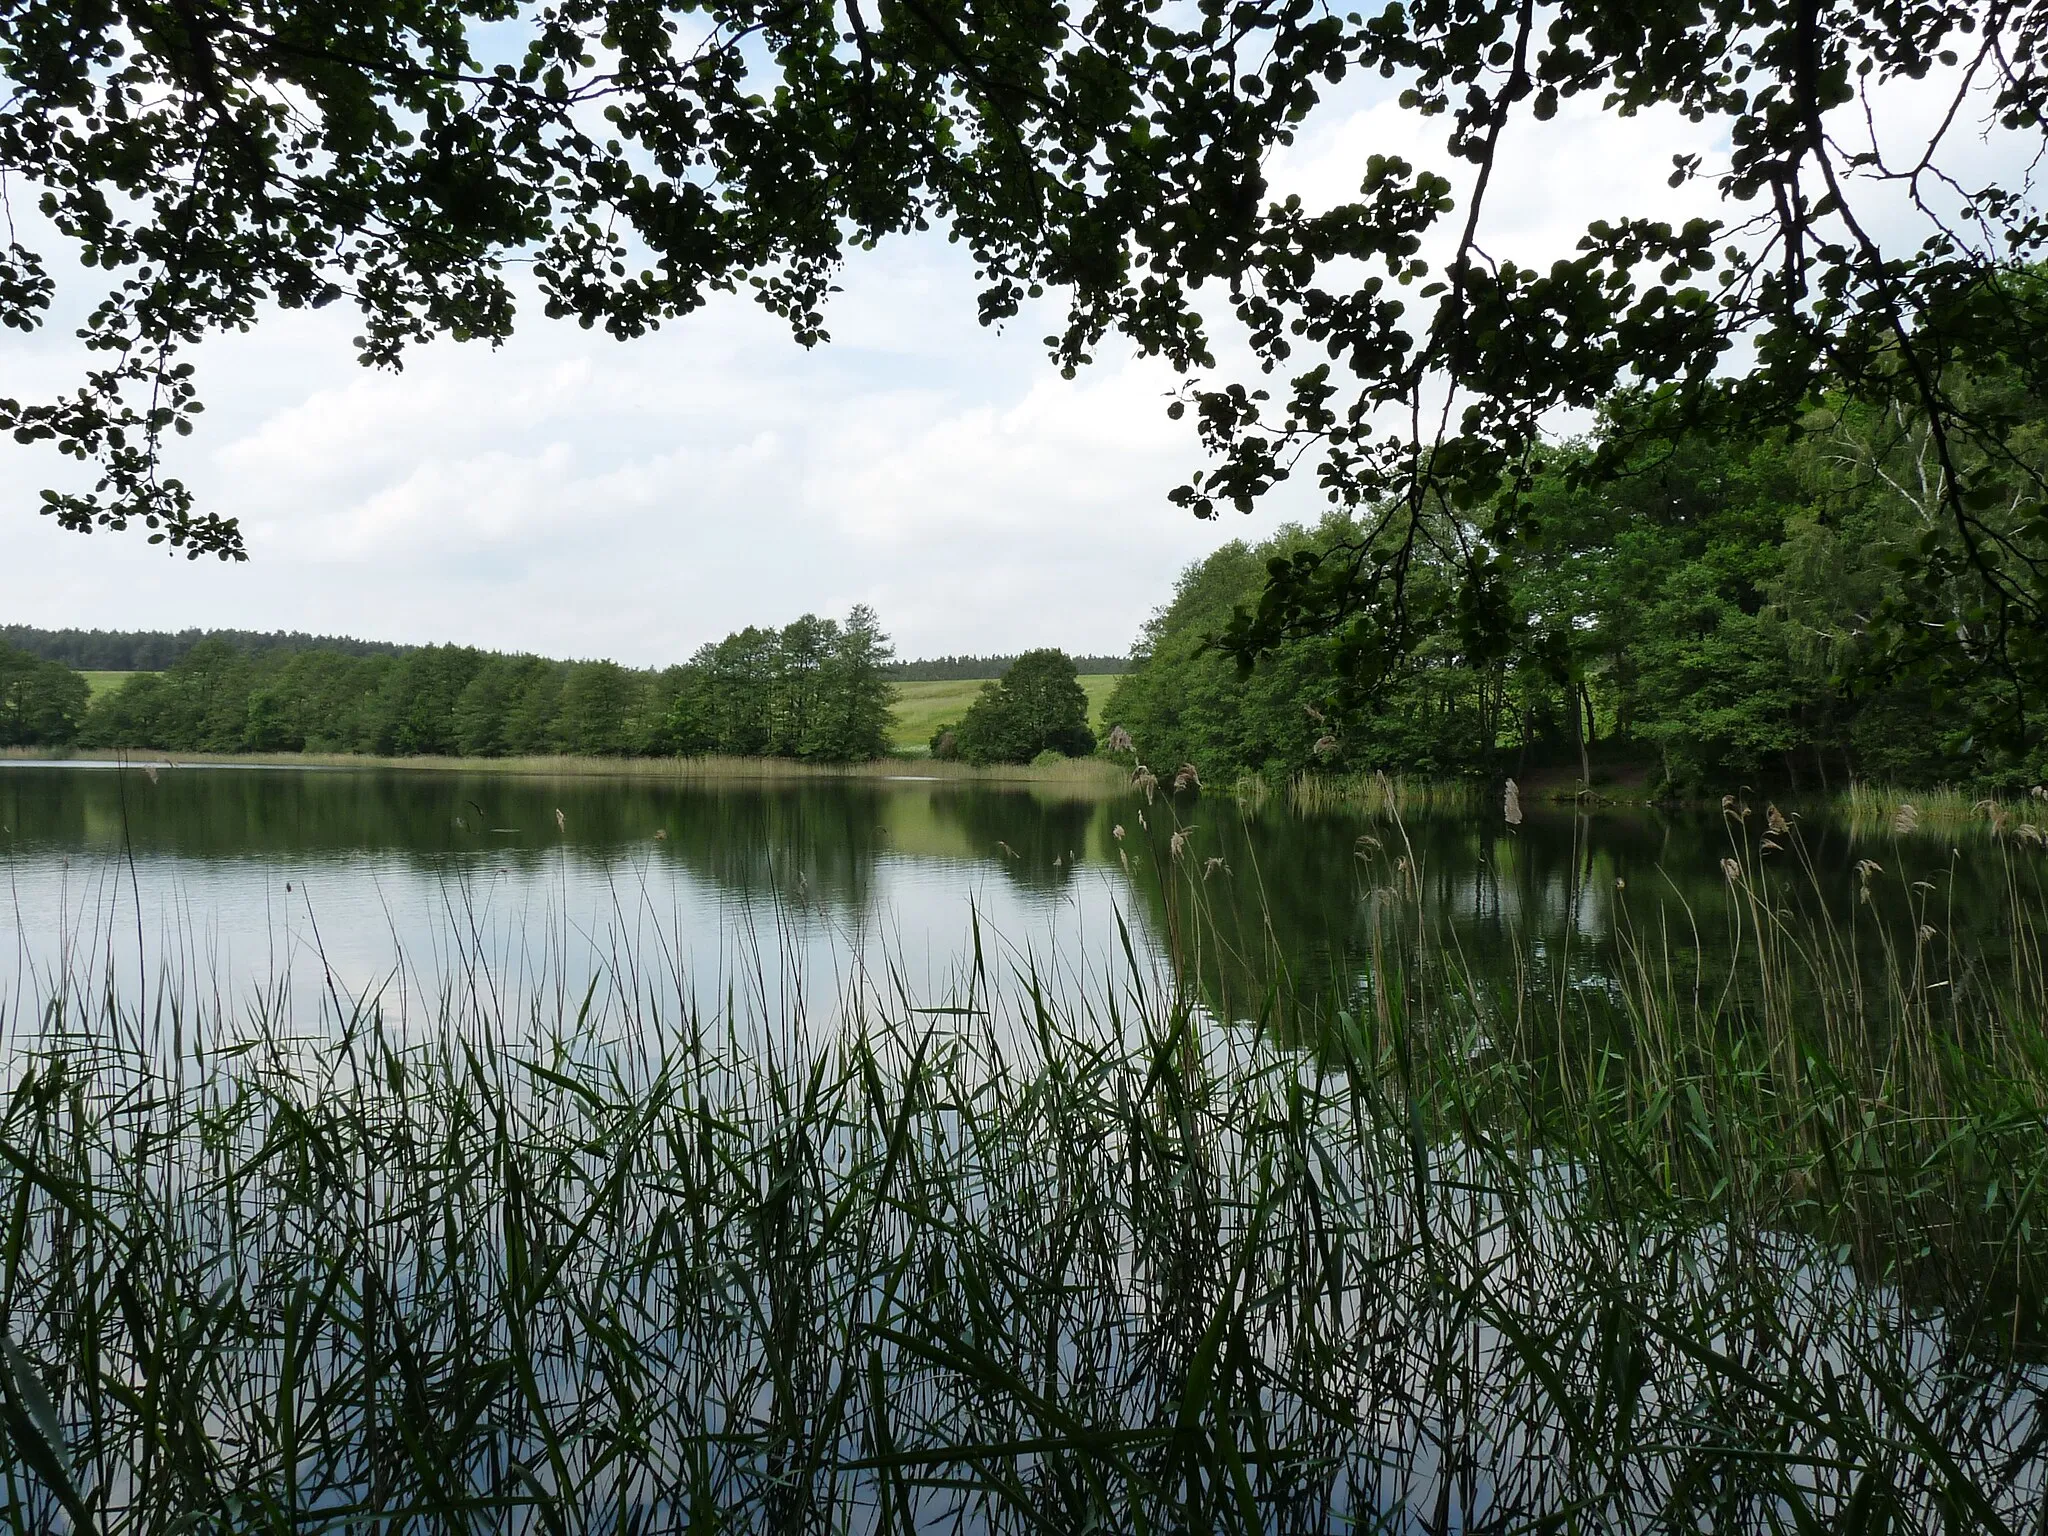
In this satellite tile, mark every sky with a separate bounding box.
[0,55,2028,668]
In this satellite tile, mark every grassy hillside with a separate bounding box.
[889,675,1118,754]
[81,670,146,699]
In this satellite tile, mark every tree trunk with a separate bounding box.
[1572,683,1589,790]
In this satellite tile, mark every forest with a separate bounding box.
[1108,397,2048,795]
[927,651,1099,765]
[2,625,415,670]
[46,607,898,764]
[0,645,90,747]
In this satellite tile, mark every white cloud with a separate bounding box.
[0,244,1238,662]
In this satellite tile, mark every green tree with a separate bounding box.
[950,687,1031,766]
[769,615,838,758]
[1107,519,1502,782]
[953,650,1095,765]
[80,672,166,749]
[0,645,89,745]
[639,665,701,755]
[503,661,569,756]
[706,630,778,756]
[364,646,484,756]
[560,661,646,757]
[453,656,531,757]
[816,605,895,762]
[105,639,259,752]
[660,611,895,762]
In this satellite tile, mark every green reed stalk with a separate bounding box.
[0,839,2043,1532]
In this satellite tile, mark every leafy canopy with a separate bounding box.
[1109,396,2048,791]
[4,0,2045,678]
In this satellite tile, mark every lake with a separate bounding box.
[1,760,2045,1531]
[0,760,2017,1033]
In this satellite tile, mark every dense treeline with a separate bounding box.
[66,608,896,762]
[1107,394,2048,795]
[0,643,90,746]
[2,625,415,670]
[883,654,1128,681]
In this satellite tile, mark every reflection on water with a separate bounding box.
[0,770,1144,1032]
[0,763,2016,1028]
[1,765,2043,1530]
[2,951,2043,1533]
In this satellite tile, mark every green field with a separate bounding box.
[81,669,146,699]
[889,674,1118,754]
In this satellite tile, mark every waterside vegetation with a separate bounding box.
[889,674,1117,755]
[0,626,1134,772]
[929,650,1100,766]
[1108,403,2048,798]
[0,645,89,746]
[0,745,1129,789]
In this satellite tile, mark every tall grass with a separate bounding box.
[1232,770,1483,817]
[0,825,2045,1531]
[1328,804,2048,1327]
[1838,781,2048,831]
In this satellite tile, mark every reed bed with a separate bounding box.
[2,841,2046,1533]
[1242,771,1484,817]
[1321,805,2048,1330]
[1837,781,2048,832]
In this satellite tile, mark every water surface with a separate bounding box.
[0,761,2014,1028]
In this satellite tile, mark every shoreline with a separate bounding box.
[4,749,2028,825]
[0,746,1131,791]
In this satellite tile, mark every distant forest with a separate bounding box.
[3,625,416,670]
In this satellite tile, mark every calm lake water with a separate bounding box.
[4,762,2046,1531]
[0,760,2018,1031]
